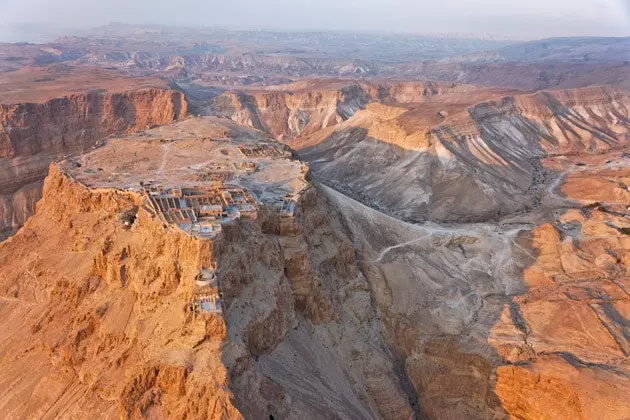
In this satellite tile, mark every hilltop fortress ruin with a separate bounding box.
[60,116,309,317]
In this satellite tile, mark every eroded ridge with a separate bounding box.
[2,113,417,419]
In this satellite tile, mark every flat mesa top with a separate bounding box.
[0,65,169,105]
[60,117,309,205]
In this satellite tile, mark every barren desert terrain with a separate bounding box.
[0,24,629,420]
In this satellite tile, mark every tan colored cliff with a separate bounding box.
[0,143,421,419]
[2,72,630,420]
[323,170,630,420]
[0,166,238,418]
[0,71,187,238]
[209,80,480,142]
[294,85,629,223]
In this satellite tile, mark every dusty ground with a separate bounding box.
[321,148,630,418]
[1,102,626,419]
[210,79,630,417]
[0,118,412,419]
[0,65,170,105]
[61,117,307,203]
[0,65,186,239]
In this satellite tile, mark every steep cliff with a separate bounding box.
[0,166,238,418]
[209,80,479,141]
[0,118,419,419]
[1,87,629,419]
[0,69,187,238]
[323,155,630,419]
[217,188,418,419]
[3,49,630,419]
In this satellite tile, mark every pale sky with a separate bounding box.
[0,0,629,40]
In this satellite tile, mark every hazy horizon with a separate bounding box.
[1,0,629,43]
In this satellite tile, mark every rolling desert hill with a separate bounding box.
[1,26,629,92]
[209,81,629,222]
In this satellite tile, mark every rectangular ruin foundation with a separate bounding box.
[144,183,258,239]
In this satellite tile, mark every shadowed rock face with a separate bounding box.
[209,81,481,142]
[209,81,630,418]
[0,166,240,418]
[321,151,630,419]
[0,67,187,239]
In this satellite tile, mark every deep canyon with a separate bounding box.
[0,25,629,419]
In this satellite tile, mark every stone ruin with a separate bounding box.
[143,182,258,239]
[237,143,292,159]
[190,266,223,315]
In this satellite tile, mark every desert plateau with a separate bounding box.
[0,8,629,420]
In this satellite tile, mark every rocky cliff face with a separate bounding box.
[209,81,478,141]
[323,162,630,419]
[83,53,379,80]
[218,188,419,419]
[0,126,421,418]
[209,84,371,141]
[0,166,238,418]
[1,82,629,419]
[0,88,187,238]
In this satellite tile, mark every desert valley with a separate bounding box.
[0,23,629,419]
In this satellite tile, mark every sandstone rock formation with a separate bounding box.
[0,166,239,418]
[209,81,630,418]
[2,95,628,419]
[1,31,630,418]
[295,85,629,223]
[209,80,481,141]
[0,118,420,418]
[0,66,187,239]
[323,178,630,418]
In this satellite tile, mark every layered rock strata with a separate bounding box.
[0,71,187,238]
[297,86,630,223]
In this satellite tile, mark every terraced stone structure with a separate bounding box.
[145,185,257,239]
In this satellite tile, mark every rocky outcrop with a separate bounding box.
[0,87,187,239]
[0,166,239,418]
[490,207,630,419]
[222,186,417,419]
[0,152,420,418]
[3,28,630,420]
[85,52,379,80]
[210,84,371,141]
[323,171,630,419]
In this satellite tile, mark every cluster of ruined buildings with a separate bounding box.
[140,142,301,316]
[144,180,257,239]
[142,180,298,316]
[238,143,292,159]
[197,160,257,183]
